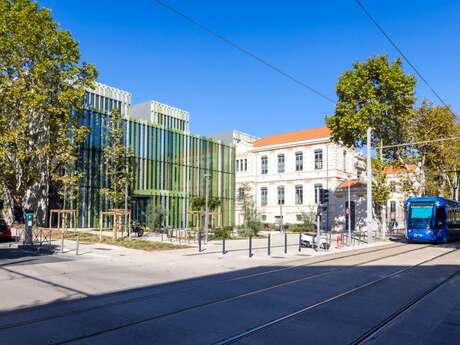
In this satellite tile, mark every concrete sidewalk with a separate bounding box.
[0,234,394,311]
[139,230,385,259]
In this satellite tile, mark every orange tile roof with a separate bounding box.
[253,127,331,148]
[384,164,417,175]
[338,179,363,189]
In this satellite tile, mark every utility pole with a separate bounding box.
[204,174,211,243]
[124,114,130,238]
[366,127,373,243]
[347,174,351,246]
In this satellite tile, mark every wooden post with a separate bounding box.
[48,210,52,229]
[128,211,131,240]
[72,210,76,234]
[113,214,118,241]
[99,212,103,242]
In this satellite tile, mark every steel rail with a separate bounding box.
[0,243,407,331]
[349,265,460,344]
[216,248,458,345]
[50,245,433,344]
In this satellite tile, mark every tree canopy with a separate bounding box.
[100,107,133,209]
[0,0,97,223]
[327,55,460,200]
[326,55,416,160]
[410,101,460,198]
[190,195,221,211]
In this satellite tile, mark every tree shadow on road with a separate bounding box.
[0,242,459,345]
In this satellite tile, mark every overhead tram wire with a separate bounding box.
[354,0,452,110]
[152,0,335,104]
[382,136,460,149]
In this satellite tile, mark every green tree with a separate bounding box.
[372,159,391,223]
[326,55,416,160]
[238,183,261,236]
[299,210,316,232]
[55,130,89,211]
[100,107,133,209]
[190,196,205,211]
[0,0,97,224]
[190,195,221,230]
[147,203,167,232]
[409,100,460,198]
[208,197,221,211]
[190,195,220,211]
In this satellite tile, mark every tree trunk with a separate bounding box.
[23,168,50,227]
[2,188,22,224]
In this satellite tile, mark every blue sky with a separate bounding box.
[40,0,460,138]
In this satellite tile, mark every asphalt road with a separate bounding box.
[0,240,459,344]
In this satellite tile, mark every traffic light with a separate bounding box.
[320,189,329,204]
[323,189,329,204]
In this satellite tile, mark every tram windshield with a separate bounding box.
[408,202,434,228]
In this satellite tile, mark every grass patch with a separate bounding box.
[58,231,189,251]
[208,234,266,241]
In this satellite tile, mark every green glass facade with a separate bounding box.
[76,88,235,229]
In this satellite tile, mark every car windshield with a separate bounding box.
[408,202,434,229]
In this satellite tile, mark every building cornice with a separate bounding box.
[251,137,331,152]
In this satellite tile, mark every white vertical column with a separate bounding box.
[366,127,373,243]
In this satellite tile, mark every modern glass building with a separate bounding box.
[76,83,235,229]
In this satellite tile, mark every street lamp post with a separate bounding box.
[204,174,211,243]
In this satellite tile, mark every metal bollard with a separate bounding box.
[161,230,164,242]
[298,233,302,252]
[284,232,288,254]
[198,232,202,252]
[76,233,80,256]
[249,235,253,258]
[179,231,182,244]
[222,237,226,255]
[61,232,64,253]
[267,233,271,256]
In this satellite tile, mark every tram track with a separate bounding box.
[350,262,460,345]
[7,244,434,344]
[0,243,407,329]
[215,247,459,345]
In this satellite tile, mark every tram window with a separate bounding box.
[436,207,446,227]
[408,202,434,228]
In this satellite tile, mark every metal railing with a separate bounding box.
[194,231,334,257]
[13,226,82,255]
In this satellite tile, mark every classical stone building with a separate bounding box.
[215,127,363,230]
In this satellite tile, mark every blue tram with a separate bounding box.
[406,196,460,243]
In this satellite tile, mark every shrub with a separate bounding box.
[290,224,306,233]
[238,227,256,237]
[223,225,234,233]
[213,227,231,239]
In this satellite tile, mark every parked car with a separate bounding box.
[0,218,12,241]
